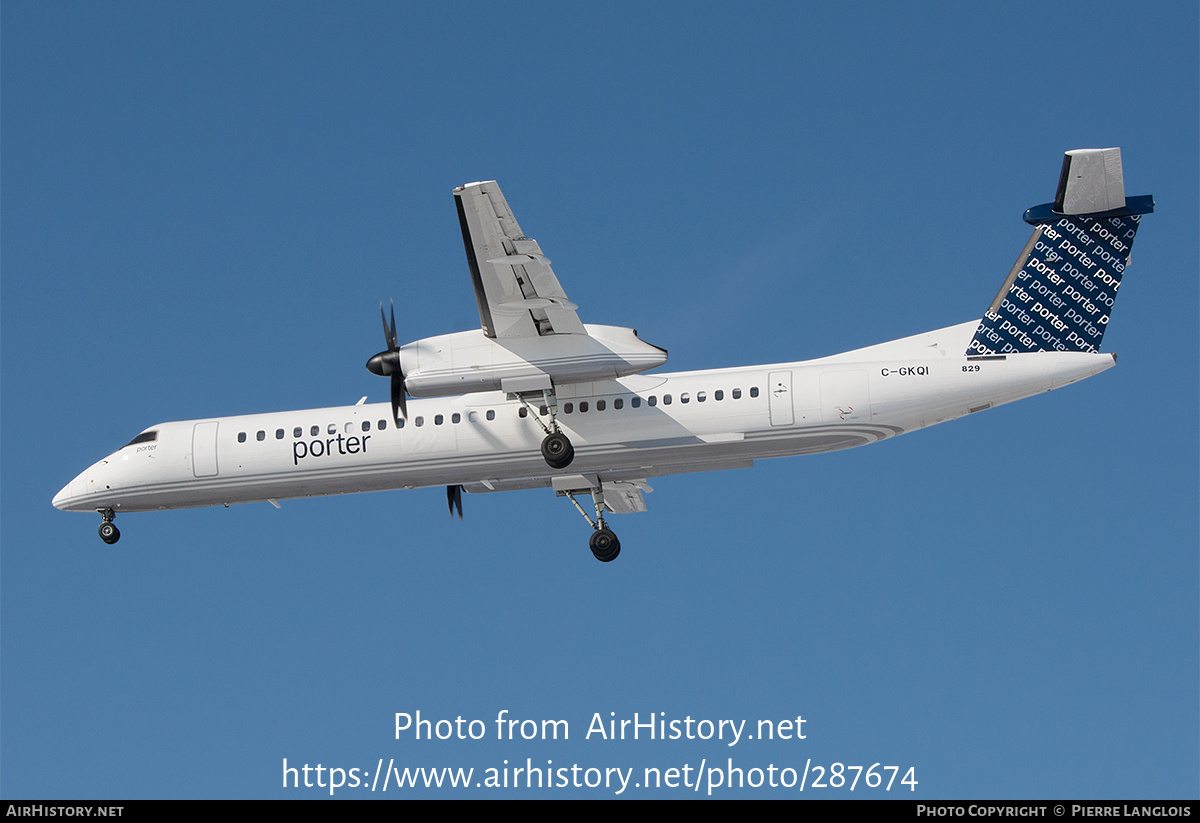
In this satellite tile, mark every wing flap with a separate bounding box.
[602,481,650,514]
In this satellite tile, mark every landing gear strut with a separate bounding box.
[561,484,620,562]
[520,389,574,469]
[97,509,120,544]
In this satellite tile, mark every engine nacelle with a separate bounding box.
[399,325,667,397]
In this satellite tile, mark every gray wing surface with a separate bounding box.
[453,181,586,339]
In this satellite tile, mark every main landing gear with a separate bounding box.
[588,527,620,563]
[519,389,574,469]
[559,482,620,562]
[540,432,573,468]
[516,387,617,560]
[97,509,120,544]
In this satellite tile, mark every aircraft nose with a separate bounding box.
[52,468,93,511]
[53,476,82,511]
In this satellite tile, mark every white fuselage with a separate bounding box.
[52,321,1115,516]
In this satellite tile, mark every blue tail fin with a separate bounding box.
[967,148,1153,356]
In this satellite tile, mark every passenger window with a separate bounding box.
[564,403,573,414]
[614,398,624,410]
[663,394,672,405]
[415,416,424,427]
[631,397,641,408]
[750,386,760,398]
[486,410,495,421]
[519,407,528,418]
[327,423,336,434]
[452,412,461,424]
[540,405,549,416]
[648,396,657,407]
[597,400,606,411]
[579,401,588,413]
[362,421,371,432]
[345,422,354,434]
[732,389,742,399]
[697,392,706,403]
[311,425,320,436]
[680,393,690,404]
[397,418,404,428]
[715,390,724,401]
[238,432,247,443]
[378,419,387,430]
[434,414,444,425]
[275,429,284,439]
[256,431,265,441]
[294,427,303,438]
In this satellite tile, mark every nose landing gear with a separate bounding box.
[97,509,120,544]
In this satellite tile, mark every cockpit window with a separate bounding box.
[123,430,158,448]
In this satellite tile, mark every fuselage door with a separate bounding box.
[192,421,219,477]
[768,370,794,426]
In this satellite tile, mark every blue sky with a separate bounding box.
[3,1,1196,799]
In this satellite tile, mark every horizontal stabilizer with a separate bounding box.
[1054,148,1125,215]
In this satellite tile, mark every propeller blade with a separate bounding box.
[380,301,398,351]
[390,375,407,425]
[447,484,463,519]
[370,299,408,423]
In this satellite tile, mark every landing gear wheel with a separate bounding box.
[541,432,574,469]
[589,527,620,562]
[98,522,120,544]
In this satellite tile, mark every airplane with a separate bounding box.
[53,148,1153,562]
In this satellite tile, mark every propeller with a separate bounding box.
[447,484,463,519]
[365,300,408,425]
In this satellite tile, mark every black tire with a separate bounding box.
[541,432,574,469]
[589,527,620,562]
[556,440,574,468]
[98,522,120,544]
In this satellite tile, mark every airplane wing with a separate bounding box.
[461,477,653,514]
[454,181,587,339]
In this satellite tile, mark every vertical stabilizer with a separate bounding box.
[967,148,1153,356]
